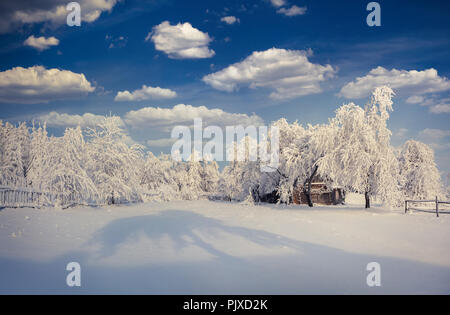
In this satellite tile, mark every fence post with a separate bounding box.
[436,196,439,218]
[405,200,408,213]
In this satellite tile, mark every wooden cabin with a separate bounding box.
[293,177,344,205]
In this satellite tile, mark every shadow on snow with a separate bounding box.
[0,209,449,294]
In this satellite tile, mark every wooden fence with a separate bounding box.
[0,186,49,208]
[405,196,450,217]
[0,186,148,209]
[0,186,99,209]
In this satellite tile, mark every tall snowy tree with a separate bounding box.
[219,136,262,202]
[86,116,144,204]
[0,121,31,187]
[199,160,220,195]
[364,86,402,208]
[318,86,401,208]
[27,123,49,190]
[398,140,443,200]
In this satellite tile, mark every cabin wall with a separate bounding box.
[292,185,345,205]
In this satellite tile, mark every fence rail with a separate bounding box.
[0,186,100,209]
[0,186,149,209]
[0,187,50,209]
[405,196,450,217]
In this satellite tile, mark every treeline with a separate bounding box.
[0,116,220,206]
[0,87,445,208]
[219,87,444,208]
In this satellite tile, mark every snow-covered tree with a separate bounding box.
[318,86,401,208]
[0,121,31,187]
[27,126,99,206]
[270,119,336,205]
[219,160,260,202]
[27,123,49,190]
[179,151,204,200]
[398,140,443,200]
[199,160,220,194]
[86,116,144,204]
[364,86,402,207]
[0,86,444,209]
[140,150,219,201]
[219,136,262,202]
[140,152,182,201]
[445,173,450,200]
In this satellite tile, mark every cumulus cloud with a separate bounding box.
[124,104,264,130]
[221,16,240,25]
[277,5,307,16]
[147,138,177,147]
[339,67,450,99]
[0,66,95,104]
[394,128,409,139]
[36,105,265,150]
[419,128,450,141]
[0,0,119,34]
[114,85,177,102]
[405,95,425,104]
[24,35,59,51]
[37,111,137,145]
[430,102,450,114]
[202,48,336,100]
[417,128,450,151]
[405,95,450,114]
[146,21,215,59]
[37,112,117,128]
[270,0,287,8]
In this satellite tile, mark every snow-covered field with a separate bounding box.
[1,196,449,294]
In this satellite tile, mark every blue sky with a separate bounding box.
[0,0,449,178]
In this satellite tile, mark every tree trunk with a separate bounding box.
[365,191,370,209]
[305,165,319,207]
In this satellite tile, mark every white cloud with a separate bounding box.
[339,67,450,99]
[35,105,264,150]
[395,128,408,138]
[418,128,450,151]
[124,104,264,130]
[37,112,137,145]
[37,112,116,128]
[147,138,177,147]
[430,103,450,114]
[270,0,287,8]
[405,95,424,104]
[0,66,95,104]
[418,128,450,141]
[146,21,215,59]
[0,0,119,34]
[114,85,177,102]
[405,95,450,114]
[277,5,307,16]
[221,16,240,25]
[24,35,59,51]
[202,48,336,100]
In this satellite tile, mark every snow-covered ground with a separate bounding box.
[1,195,449,294]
